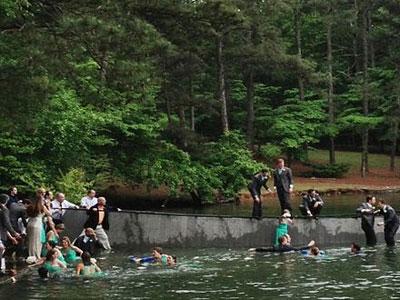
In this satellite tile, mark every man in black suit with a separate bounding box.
[377,200,399,247]
[248,170,271,219]
[273,158,294,214]
[0,194,20,275]
[300,189,324,219]
[356,195,377,246]
[83,197,111,250]
[74,227,103,256]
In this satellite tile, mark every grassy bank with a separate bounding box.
[307,149,399,173]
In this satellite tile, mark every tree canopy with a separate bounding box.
[0,0,399,201]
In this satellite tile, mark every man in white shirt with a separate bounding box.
[51,192,79,224]
[80,190,98,209]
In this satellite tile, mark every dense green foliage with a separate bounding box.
[0,0,399,202]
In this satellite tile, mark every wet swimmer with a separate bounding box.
[76,252,101,276]
[130,247,176,267]
[350,243,361,254]
[60,236,83,265]
[40,249,67,277]
[249,234,315,253]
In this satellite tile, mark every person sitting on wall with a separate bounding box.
[299,189,324,219]
[377,200,400,247]
[249,234,315,253]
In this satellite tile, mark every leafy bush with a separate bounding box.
[200,131,267,199]
[259,144,282,162]
[303,163,350,178]
[55,168,93,204]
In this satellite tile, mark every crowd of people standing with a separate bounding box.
[0,187,111,280]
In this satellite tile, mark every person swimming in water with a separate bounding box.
[350,243,361,254]
[131,247,176,267]
[76,251,101,276]
[249,234,315,253]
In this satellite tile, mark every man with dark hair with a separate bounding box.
[377,200,399,247]
[273,158,294,214]
[0,194,21,275]
[73,227,103,256]
[356,195,377,246]
[80,190,98,209]
[248,169,271,219]
[7,186,18,208]
[299,189,324,219]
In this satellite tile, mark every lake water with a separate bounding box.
[2,246,400,299]
[158,192,400,217]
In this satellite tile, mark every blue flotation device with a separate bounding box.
[129,255,156,264]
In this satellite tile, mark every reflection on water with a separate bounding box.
[158,192,400,217]
[2,246,400,299]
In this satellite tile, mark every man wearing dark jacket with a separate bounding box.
[273,158,294,214]
[74,227,103,256]
[83,197,111,250]
[356,195,377,246]
[300,189,324,219]
[248,170,271,219]
[377,200,399,247]
[0,194,21,274]
[249,234,315,253]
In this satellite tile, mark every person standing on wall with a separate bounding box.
[248,169,271,219]
[83,197,111,250]
[377,200,400,247]
[356,195,377,246]
[273,158,294,214]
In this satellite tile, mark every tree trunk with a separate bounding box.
[217,35,229,133]
[360,1,369,177]
[367,7,375,68]
[390,118,399,172]
[327,5,336,165]
[178,105,187,148]
[246,69,255,150]
[190,106,195,132]
[390,94,400,171]
[294,1,304,101]
[189,77,195,132]
[352,0,360,75]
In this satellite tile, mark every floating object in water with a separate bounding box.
[129,256,156,264]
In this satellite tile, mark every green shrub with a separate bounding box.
[55,168,93,204]
[259,144,282,162]
[303,163,351,178]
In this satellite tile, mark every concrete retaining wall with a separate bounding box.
[62,210,388,249]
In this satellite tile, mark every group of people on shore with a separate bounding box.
[248,158,323,219]
[0,187,111,280]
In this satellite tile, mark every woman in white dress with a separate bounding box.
[26,188,57,262]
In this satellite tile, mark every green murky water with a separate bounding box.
[158,192,400,217]
[2,246,400,299]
